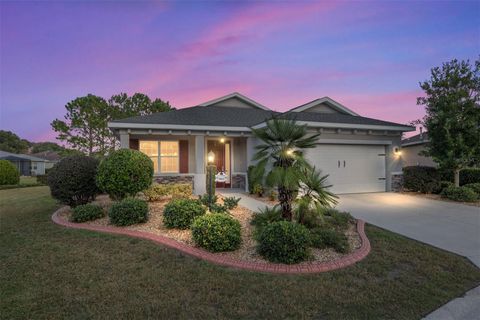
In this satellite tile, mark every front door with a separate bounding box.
[207,140,231,188]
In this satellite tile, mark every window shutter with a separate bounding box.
[179,140,189,173]
[129,139,139,150]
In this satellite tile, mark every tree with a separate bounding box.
[31,142,65,153]
[417,58,480,186]
[108,93,172,119]
[0,130,30,153]
[252,119,335,221]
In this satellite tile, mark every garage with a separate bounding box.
[306,144,386,194]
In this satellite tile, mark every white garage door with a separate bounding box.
[305,144,386,194]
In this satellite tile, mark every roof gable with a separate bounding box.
[289,97,359,116]
[198,92,270,110]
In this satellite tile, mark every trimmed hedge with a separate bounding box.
[463,183,480,195]
[191,214,241,252]
[47,155,100,207]
[441,186,478,202]
[258,221,310,264]
[460,168,480,185]
[403,166,441,193]
[309,227,350,253]
[163,198,206,229]
[0,160,20,185]
[71,204,105,223]
[143,183,192,201]
[97,149,153,200]
[109,198,149,226]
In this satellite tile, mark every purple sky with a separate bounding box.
[1,1,479,142]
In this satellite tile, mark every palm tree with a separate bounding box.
[252,118,320,220]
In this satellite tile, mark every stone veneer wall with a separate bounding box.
[231,174,246,190]
[154,175,194,188]
[391,173,403,192]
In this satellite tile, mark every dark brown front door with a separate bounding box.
[207,140,231,188]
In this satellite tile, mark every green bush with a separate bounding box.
[309,228,350,253]
[163,198,206,229]
[328,210,354,231]
[441,186,478,202]
[191,214,241,252]
[258,221,310,264]
[223,196,240,210]
[0,160,20,185]
[143,183,192,201]
[247,165,264,194]
[47,155,100,207]
[403,166,441,193]
[36,174,48,185]
[199,194,218,207]
[460,168,480,185]
[71,204,105,223]
[209,203,229,214]
[252,183,264,197]
[97,149,153,200]
[251,206,283,231]
[432,181,454,194]
[109,198,148,226]
[462,183,480,196]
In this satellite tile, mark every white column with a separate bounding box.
[194,135,206,195]
[120,133,130,149]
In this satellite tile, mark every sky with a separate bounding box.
[1,0,479,142]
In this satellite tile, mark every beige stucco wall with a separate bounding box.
[209,97,257,109]
[401,144,437,167]
[303,103,339,113]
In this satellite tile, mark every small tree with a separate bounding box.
[417,58,480,186]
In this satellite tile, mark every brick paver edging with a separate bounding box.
[52,208,370,274]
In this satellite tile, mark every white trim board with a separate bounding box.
[109,122,251,132]
[316,139,393,145]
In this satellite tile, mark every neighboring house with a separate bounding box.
[108,92,414,195]
[401,131,437,167]
[31,151,61,170]
[0,150,48,175]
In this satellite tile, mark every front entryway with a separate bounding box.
[207,140,231,188]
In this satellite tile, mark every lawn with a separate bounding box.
[1,187,479,319]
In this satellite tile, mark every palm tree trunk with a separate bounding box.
[278,186,293,221]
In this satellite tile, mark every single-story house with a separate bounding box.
[401,131,437,167]
[0,150,48,175]
[108,92,415,195]
[31,151,62,170]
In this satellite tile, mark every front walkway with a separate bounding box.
[218,189,270,212]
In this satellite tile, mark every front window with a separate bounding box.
[139,141,179,173]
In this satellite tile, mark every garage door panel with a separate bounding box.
[306,145,386,194]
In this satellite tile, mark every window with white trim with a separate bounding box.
[139,141,179,173]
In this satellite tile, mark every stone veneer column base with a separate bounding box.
[391,173,403,192]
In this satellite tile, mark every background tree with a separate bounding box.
[417,58,480,186]
[0,130,30,153]
[108,93,172,119]
[31,142,65,153]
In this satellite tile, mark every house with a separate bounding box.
[401,130,437,167]
[31,151,61,170]
[0,150,48,175]
[108,92,415,195]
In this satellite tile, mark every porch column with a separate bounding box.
[120,133,130,149]
[194,135,206,195]
[245,137,256,192]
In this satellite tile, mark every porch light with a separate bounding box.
[207,151,215,164]
[394,147,401,155]
[220,137,225,143]
[286,149,294,156]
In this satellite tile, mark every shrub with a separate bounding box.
[253,183,264,197]
[403,166,441,193]
[462,183,480,196]
[441,186,478,202]
[36,174,48,185]
[109,198,148,226]
[309,227,350,253]
[258,221,310,264]
[0,160,20,185]
[223,196,240,210]
[191,214,241,252]
[247,165,263,194]
[432,181,454,194]
[251,206,283,231]
[47,155,100,207]
[199,194,218,207]
[163,198,206,229]
[97,149,153,200]
[269,190,278,201]
[71,204,105,223]
[460,168,480,185]
[329,210,354,231]
[143,183,192,201]
[209,203,229,214]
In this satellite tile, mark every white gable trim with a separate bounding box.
[198,92,270,110]
[289,97,360,116]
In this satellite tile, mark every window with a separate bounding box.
[139,141,179,173]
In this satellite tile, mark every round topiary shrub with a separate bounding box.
[441,185,478,202]
[163,198,206,229]
[192,213,241,252]
[109,198,148,226]
[96,149,153,200]
[71,204,105,223]
[47,155,100,207]
[258,221,310,264]
[0,160,20,185]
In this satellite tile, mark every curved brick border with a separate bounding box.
[52,208,370,274]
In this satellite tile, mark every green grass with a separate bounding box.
[19,176,39,184]
[1,187,479,319]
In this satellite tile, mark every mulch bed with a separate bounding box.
[58,195,362,266]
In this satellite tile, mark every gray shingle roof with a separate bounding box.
[402,132,429,145]
[0,150,46,162]
[279,112,410,127]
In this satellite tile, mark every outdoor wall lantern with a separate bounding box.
[207,151,215,164]
[220,137,225,143]
[394,147,401,155]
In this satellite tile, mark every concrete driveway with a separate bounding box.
[337,192,480,267]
